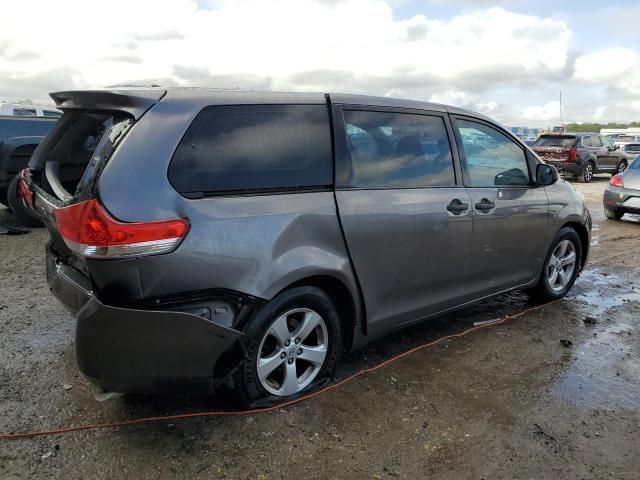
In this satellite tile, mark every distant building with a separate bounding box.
[508,126,541,140]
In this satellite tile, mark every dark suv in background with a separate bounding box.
[533,132,627,183]
[20,89,591,403]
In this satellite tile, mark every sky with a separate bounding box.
[1,0,639,126]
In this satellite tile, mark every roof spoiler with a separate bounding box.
[49,89,166,120]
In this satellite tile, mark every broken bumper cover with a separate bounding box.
[46,252,245,394]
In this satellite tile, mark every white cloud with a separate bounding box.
[574,48,637,82]
[0,0,637,124]
[522,101,561,122]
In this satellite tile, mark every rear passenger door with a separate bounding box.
[333,106,473,336]
[452,117,549,297]
[594,135,617,170]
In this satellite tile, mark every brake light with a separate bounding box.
[54,199,189,258]
[609,174,624,188]
[17,169,34,210]
[567,147,577,162]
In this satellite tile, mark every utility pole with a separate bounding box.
[559,90,563,128]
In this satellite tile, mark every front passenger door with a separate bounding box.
[452,117,549,298]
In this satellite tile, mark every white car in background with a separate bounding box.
[0,103,62,118]
[614,134,640,150]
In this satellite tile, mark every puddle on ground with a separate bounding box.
[570,269,640,314]
[551,322,640,410]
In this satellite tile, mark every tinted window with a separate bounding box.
[582,136,592,147]
[13,107,37,117]
[169,105,332,194]
[456,119,530,187]
[342,110,455,188]
[534,135,576,148]
[43,110,62,118]
[0,118,56,140]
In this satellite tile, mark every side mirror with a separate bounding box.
[536,163,558,186]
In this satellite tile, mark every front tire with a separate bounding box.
[604,206,624,220]
[234,286,342,404]
[530,227,582,301]
[7,173,43,227]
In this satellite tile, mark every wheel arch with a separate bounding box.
[560,221,589,270]
[274,274,361,352]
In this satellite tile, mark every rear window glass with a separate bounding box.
[624,144,640,152]
[342,110,455,188]
[169,105,332,195]
[13,107,37,117]
[534,136,576,148]
[0,118,56,140]
[43,110,62,118]
[617,135,636,142]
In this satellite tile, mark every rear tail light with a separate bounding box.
[54,199,189,258]
[17,169,35,210]
[609,174,624,188]
[567,147,577,162]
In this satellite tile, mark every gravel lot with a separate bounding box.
[1,175,639,479]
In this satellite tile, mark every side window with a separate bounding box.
[455,119,530,187]
[581,136,592,147]
[13,107,37,117]
[43,110,62,118]
[592,136,603,147]
[342,110,455,188]
[169,105,332,194]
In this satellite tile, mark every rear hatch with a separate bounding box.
[532,135,577,163]
[23,89,166,275]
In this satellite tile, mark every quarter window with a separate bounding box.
[455,119,530,187]
[342,110,455,188]
[169,105,332,194]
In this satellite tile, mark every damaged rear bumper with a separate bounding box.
[46,251,245,394]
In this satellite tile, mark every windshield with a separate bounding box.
[534,136,576,148]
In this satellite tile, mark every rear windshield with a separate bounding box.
[624,144,640,151]
[534,135,576,148]
[616,135,637,142]
[0,117,56,140]
[35,112,132,198]
[168,105,333,195]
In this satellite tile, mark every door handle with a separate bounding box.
[447,198,469,214]
[474,198,495,212]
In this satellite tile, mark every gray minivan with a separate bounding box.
[20,89,591,402]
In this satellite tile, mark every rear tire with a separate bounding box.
[529,227,582,301]
[604,206,624,220]
[7,173,43,227]
[577,162,594,183]
[234,286,342,405]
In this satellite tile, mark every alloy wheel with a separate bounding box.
[256,308,328,397]
[583,163,593,182]
[618,160,627,174]
[546,239,577,292]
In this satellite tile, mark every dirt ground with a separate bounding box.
[1,175,639,479]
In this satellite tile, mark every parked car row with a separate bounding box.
[17,88,591,402]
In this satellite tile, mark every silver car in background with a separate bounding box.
[19,89,591,403]
[604,154,640,220]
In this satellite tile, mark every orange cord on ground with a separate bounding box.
[0,248,634,439]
